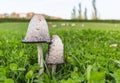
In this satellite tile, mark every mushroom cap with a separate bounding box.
[22,14,50,43]
[46,35,64,64]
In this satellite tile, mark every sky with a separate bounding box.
[0,0,120,19]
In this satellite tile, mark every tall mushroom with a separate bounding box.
[46,35,64,74]
[22,14,50,75]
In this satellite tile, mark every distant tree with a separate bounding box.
[71,6,77,19]
[84,8,87,20]
[92,0,98,20]
[78,3,82,19]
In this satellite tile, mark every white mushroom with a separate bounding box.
[22,14,50,75]
[46,35,64,74]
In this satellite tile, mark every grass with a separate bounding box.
[0,22,120,83]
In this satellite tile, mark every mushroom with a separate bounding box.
[22,14,50,75]
[46,35,64,74]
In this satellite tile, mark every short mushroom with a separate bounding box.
[22,14,50,75]
[46,35,64,74]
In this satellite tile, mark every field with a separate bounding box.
[0,22,120,83]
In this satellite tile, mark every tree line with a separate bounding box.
[71,0,98,20]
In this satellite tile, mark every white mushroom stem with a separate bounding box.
[38,44,44,75]
[52,65,57,75]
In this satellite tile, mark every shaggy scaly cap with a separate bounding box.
[22,14,50,43]
[46,35,64,64]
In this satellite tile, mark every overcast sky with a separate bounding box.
[0,0,120,19]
